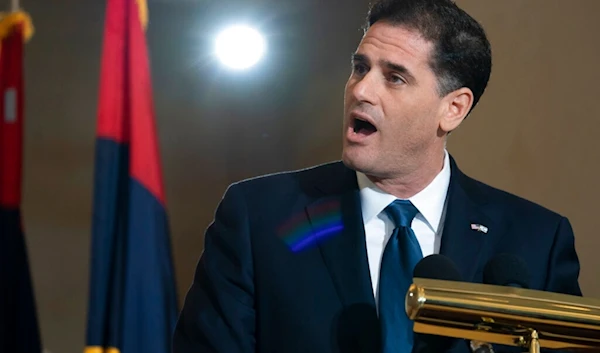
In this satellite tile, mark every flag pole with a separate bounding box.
[11,0,19,11]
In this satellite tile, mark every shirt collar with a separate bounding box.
[356,150,451,232]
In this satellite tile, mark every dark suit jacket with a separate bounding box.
[173,157,582,353]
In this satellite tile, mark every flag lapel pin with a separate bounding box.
[470,223,488,234]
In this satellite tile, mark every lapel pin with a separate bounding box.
[470,223,488,234]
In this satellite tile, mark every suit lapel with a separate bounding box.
[303,157,502,306]
[439,157,503,282]
[306,163,375,307]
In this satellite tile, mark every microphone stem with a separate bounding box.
[529,330,540,353]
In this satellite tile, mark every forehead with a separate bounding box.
[357,22,434,69]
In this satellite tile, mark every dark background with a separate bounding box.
[16,0,600,352]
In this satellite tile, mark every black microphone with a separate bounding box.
[483,253,531,289]
[471,253,532,353]
[413,254,463,282]
[412,254,463,353]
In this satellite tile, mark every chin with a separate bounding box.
[342,147,373,174]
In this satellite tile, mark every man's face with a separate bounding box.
[342,21,448,179]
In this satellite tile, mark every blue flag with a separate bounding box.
[0,11,42,353]
[85,1,178,352]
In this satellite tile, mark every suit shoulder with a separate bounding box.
[226,160,343,194]
[467,176,565,221]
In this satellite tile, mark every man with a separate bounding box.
[173,0,582,352]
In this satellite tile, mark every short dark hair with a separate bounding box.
[365,0,492,113]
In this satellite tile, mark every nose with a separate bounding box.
[349,71,378,106]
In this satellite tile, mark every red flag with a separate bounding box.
[0,10,42,353]
[85,0,178,352]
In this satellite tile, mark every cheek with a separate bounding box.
[384,102,417,130]
[383,102,436,140]
[342,89,350,109]
[343,81,355,102]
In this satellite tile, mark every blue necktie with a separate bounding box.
[379,200,423,353]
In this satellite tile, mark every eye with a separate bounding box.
[388,74,406,85]
[352,62,369,76]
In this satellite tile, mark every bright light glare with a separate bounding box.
[215,25,266,70]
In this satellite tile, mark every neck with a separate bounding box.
[368,150,446,199]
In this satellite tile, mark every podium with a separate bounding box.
[406,278,600,353]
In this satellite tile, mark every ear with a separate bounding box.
[439,87,474,133]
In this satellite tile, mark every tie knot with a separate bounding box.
[384,199,418,228]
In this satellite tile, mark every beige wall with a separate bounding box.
[451,0,600,297]
[20,1,600,352]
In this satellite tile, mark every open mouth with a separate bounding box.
[352,117,378,136]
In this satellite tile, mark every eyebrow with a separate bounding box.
[352,53,416,83]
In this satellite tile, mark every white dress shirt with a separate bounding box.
[356,151,451,305]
